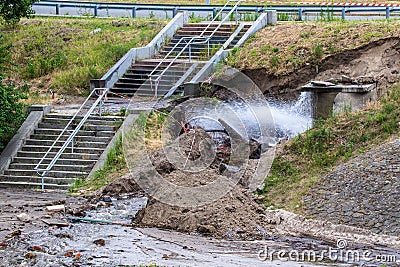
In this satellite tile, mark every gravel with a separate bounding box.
[304,138,400,236]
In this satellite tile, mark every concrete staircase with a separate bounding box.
[0,113,123,190]
[110,23,251,97]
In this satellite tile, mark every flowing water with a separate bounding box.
[268,92,314,140]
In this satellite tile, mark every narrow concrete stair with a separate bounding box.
[0,113,123,190]
[110,22,250,97]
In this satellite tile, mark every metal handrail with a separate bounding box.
[199,0,242,37]
[34,88,109,190]
[148,0,242,98]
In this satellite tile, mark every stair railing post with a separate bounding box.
[41,173,45,190]
[71,136,74,153]
[207,39,210,57]
[235,8,238,24]
[189,44,192,62]
[99,97,103,117]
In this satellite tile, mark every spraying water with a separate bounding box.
[268,92,313,139]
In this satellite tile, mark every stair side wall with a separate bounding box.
[86,113,139,180]
[90,11,189,91]
[0,106,50,174]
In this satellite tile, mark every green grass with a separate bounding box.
[69,134,127,193]
[1,16,166,95]
[261,85,400,212]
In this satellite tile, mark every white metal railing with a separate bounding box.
[148,0,242,98]
[34,88,109,190]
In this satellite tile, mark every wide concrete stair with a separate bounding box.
[0,113,123,190]
[110,23,251,97]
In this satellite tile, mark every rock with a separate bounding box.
[46,205,65,212]
[65,250,75,257]
[311,80,336,87]
[341,75,354,83]
[30,246,43,252]
[102,196,112,203]
[25,252,36,259]
[90,28,102,35]
[93,238,105,246]
[197,224,216,234]
[5,230,21,239]
[17,213,29,222]
[225,205,236,212]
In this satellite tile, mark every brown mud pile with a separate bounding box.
[246,37,400,96]
[100,128,276,239]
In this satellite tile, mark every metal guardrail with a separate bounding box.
[33,0,400,20]
[148,0,242,98]
[34,87,109,190]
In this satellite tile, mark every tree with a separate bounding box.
[0,34,28,151]
[0,0,37,25]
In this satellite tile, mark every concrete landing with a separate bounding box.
[301,81,376,93]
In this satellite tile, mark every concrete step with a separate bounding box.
[46,114,123,122]
[42,117,119,126]
[126,68,186,74]
[175,30,233,36]
[34,128,114,137]
[20,145,104,154]
[0,181,70,190]
[3,169,87,179]
[29,134,111,143]
[172,35,230,41]
[161,46,209,53]
[25,139,107,149]
[12,157,96,166]
[113,82,173,90]
[9,163,91,172]
[37,123,116,132]
[17,151,99,160]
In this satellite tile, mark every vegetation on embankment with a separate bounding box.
[0,17,166,96]
[70,134,127,193]
[261,85,400,213]
[0,34,28,151]
[69,111,164,194]
[228,20,400,75]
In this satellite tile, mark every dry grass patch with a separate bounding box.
[229,20,400,75]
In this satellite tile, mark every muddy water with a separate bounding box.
[0,196,353,267]
[2,195,400,266]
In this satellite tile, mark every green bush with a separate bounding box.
[0,0,37,25]
[0,34,28,151]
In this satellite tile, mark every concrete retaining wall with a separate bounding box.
[87,113,138,179]
[235,11,276,48]
[90,11,188,91]
[0,105,50,174]
[185,11,276,94]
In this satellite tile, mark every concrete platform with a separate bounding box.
[301,82,376,93]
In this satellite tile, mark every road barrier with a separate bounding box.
[33,0,400,20]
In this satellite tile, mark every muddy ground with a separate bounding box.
[1,188,400,266]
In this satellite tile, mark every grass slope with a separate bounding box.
[261,85,400,212]
[1,17,166,96]
[228,20,400,75]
